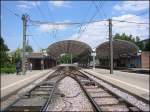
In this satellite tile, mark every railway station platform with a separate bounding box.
[1,69,54,99]
[83,68,149,101]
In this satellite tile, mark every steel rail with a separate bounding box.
[3,70,66,112]
[1,70,51,102]
[41,73,68,112]
[72,75,102,112]
[83,70,150,104]
[76,70,149,111]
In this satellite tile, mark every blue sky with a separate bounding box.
[1,1,149,52]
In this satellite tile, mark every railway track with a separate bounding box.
[2,67,149,111]
[70,70,149,112]
[3,70,67,112]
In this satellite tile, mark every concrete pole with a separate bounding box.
[109,19,113,74]
[22,14,27,75]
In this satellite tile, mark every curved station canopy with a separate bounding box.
[47,40,92,59]
[96,39,139,59]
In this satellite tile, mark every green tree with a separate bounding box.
[0,36,9,67]
[25,45,33,52]
[113,33,136,43]
[10,48,22,64]
[113,33,149,51]
[58,53,72,64]
[144,40,150,51]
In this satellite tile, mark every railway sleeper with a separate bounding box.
[100,104,129,111]
[7,106,42,112]
[6,96,48,111]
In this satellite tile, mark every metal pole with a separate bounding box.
[22,14,27,75]
[109,19,113,74]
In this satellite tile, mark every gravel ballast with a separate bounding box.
[47,76,94,111]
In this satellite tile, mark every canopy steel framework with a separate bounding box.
[47,40,92,60]
[96,39,139,59]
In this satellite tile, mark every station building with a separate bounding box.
[96,40,149,69]
[96,40,140,69]
[26,39,149,70]
[26,52,56,70]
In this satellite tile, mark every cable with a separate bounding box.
[28,18,107,26]
[93,1,105,19]
[46,2,54,21]
[77,4,92,39]
[3,6,21,18]
[112,19,149,25]
[119,11,149,22]
[76,2,101,40]
[28,17,148,26]
[98,1,107,18]
[31,35,42,49]
[76,2,93,40]
[35,1,46,20]
[27,28,43,50]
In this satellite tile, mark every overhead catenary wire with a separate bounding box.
[27,28,43,50]
[77,12,98,39]
[35,1,47,20]
[3,6,21,18]
[46,1,54,21]
[76,2,102,40]
[98,1,107,18]
[92,1,105,19]
[76,2,93,39]
[28,18,149,27]
[76,1,110,40]
[112,19,149,25]
[28,18,108,26]
[4,3,148,26]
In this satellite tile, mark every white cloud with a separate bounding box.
[67,21,108,48]
[67,14,149,48]
[114,4,121,11]
[49,1,70,7]
[39,24,67,32]
[17,4,30,9]
[114,1,149,12]
[112,14,149,40]
[17,1,40,10]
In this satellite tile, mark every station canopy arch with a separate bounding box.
[96,39,139,59]
[47,40,92,60]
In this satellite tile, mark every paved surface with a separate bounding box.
[83,68,149,101]
[1,70,52,98]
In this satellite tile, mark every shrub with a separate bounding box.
[1,66,16,74]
